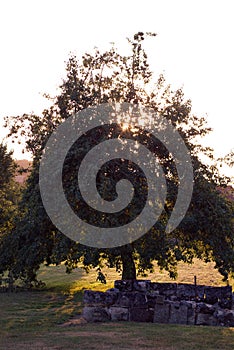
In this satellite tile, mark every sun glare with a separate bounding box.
[120,113,152,133]
[122,122,129,131]
[138,118,146,127]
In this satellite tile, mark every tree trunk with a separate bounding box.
[120,245,136,280]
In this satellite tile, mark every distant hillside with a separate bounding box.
[16,159,31,168]
[15,159,31,184]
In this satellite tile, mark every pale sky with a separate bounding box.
[0,0,233,165]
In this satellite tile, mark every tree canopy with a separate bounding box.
[0,142,20,238]
[224,150,234,168]
[1,32,233,284]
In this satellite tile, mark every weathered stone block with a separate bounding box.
[145,291,160,308]
[83,290,106,306]
[204,286,220,305]
[133,292,148,307]
[195,302,217,326]
[132,280,151,292]
[216,309,234,327]
[182,301,196,325]
[130,307,153,322]
[114,280,133,292]
[109,307,129,321]
[196,286,205,301]
[218,286,232,309]
[105,291,119,306]
[83,290,118,306]
[150,283,177,297]
[116,292,134,307]
[153,303,170,324]
[177,284,196,300]
[196,303,215,314]
[155,295,165,305]
[219,298,232,310]
[170,296,178,301]
[221,285,232,297]
[169,302,188,325]
[203,286,232,307]
[83,306,110,322]
[187,311,195,325]
[224,310,234,327]
[196,313,217,326]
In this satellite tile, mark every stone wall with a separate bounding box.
[83,280,234,327]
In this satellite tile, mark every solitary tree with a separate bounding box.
[1,32,233,284]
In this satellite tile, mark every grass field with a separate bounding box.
[0,259,233,350]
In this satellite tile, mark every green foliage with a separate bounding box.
[1,32,234,284]
[0,143,20,237]
[224,150,234,167]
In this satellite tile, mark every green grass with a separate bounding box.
[1,321,233,350]
[0,260,233,350]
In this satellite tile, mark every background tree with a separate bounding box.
[0,142,20,249]
[1,32,233,284]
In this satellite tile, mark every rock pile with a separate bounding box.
[83,280,234,326]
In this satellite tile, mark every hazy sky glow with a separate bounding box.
[0,0,233,163]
